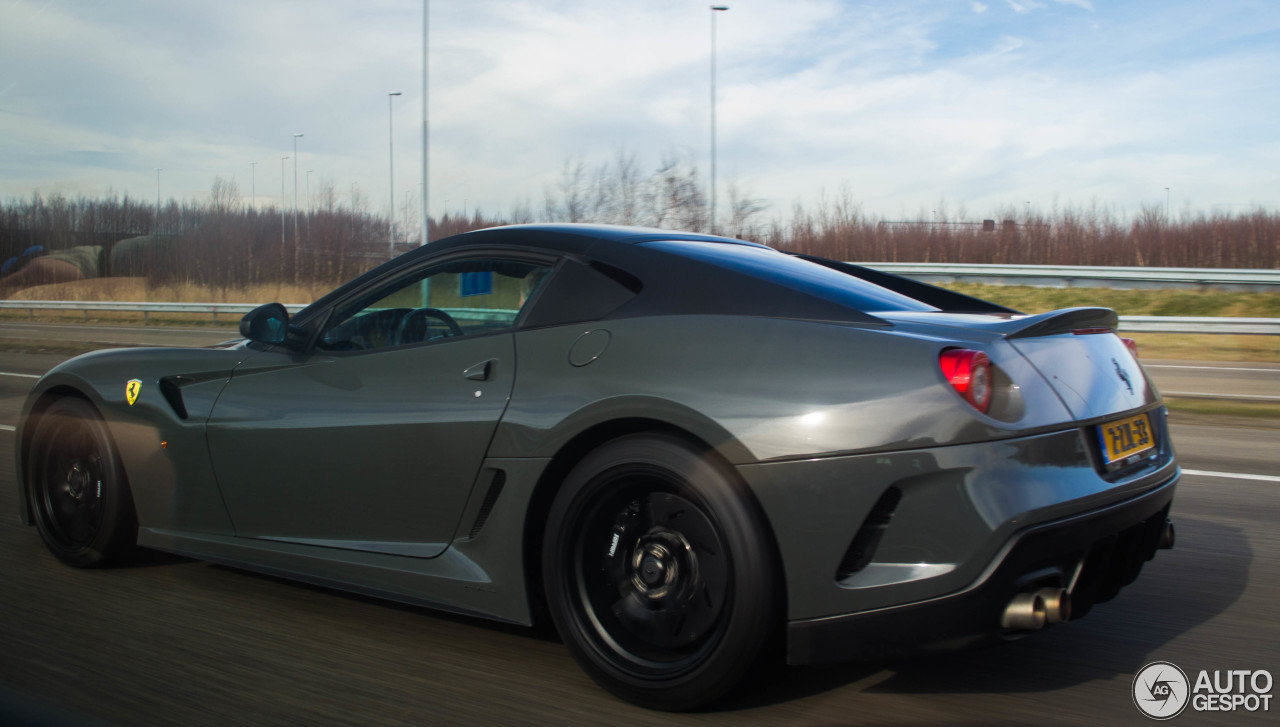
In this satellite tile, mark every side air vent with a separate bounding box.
[158,376,189,420]
[468,470,507,540]
[836,486,902,580]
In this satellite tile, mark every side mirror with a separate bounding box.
[239,303,291,345]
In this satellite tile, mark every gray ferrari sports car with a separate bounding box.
[16,224,1177,710]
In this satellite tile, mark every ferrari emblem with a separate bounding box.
[125,379,142,406]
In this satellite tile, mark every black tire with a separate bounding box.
[26,397,137,567]
[543,433,777,711]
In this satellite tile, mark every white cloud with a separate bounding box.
[1,0,1277,222]
[971,2,989,13]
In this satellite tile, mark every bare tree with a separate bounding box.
[644,152,706,232]
[544,156,589,222]
[209,176,240,215]
[724,177,767,239]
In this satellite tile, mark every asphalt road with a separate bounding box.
[1144,362,1280,402]
[1,347,1277,726]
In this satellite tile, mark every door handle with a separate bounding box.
[463,359,494,381]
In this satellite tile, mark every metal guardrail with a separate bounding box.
[1117,316,1280,335]
[866,263,1280,291]
[0,300,1276,335]
[0,300,279,323]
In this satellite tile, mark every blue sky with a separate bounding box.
[1,0,1277,225]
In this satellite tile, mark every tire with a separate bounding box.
[542,433,777,711]
[26,397,137,567]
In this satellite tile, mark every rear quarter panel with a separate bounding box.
[493,315,1077,464]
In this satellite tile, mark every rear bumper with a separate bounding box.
[786,470,1177,665]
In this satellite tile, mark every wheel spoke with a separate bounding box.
[612,593,691,649]
[69,503,93,545]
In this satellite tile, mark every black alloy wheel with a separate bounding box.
[543,434,777,711]
[27,397,137,567]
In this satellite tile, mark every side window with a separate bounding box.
[318,258,553,351]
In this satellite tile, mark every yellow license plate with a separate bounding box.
[1098,412,1156,465]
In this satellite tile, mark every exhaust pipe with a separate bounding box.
[1001,592,1047,630]
[1159,520,1175,549]
[1035,587,1072,624]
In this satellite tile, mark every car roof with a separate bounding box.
[411,223,767,258]
[462,223,766,245]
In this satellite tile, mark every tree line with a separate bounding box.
[0,159,1275,293]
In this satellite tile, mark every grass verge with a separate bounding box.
[1165,398,1280,428]
[1128,333,1279,363]
[943,282,1280,318]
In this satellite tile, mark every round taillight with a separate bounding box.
[939,348,992,413]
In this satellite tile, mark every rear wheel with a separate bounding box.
[543,434,777,711]
[27,398,137,567]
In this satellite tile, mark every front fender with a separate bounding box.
[16,346,247,534]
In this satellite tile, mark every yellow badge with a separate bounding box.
[125,379,142,406]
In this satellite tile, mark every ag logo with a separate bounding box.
[125,379,142,406]
[1134,661,1190,720]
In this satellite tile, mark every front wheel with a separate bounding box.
[543,434,778,711]
[27,397,137,567]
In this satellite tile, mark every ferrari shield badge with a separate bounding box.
[125,379,142,406]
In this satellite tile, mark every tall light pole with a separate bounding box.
[292,132,303,247]
[389,91,403,257]
[250,161,257,209]
[280,155,289,252]
[422,1,430,245]
[306,169,313,243]
[1164,186,1171,222]
[154,168,161,233]
[709,5,729,235]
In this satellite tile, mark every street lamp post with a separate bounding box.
[389,91,403,257]
[280,155,289,253]
[1164,187,1171,223]
[154,168,161,233]
[422,1,430,246]
[711,4,732,234]
[306,169,313,243]
[250,161,257,209]
[292,132,303,251]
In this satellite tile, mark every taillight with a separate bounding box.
[938,348,992,413]
[1121,337,1139,358]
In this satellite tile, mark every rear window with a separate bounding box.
[644,240,937,313]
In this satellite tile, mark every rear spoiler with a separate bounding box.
[997,307,1120,339]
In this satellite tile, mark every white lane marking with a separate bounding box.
[1183,468,1280,483]
[1163,391,1280,401]
[1147,364,1279,373]
[0,371,40,379]
[0,424,14,432]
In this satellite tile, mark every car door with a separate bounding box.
[205,254,554,557]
